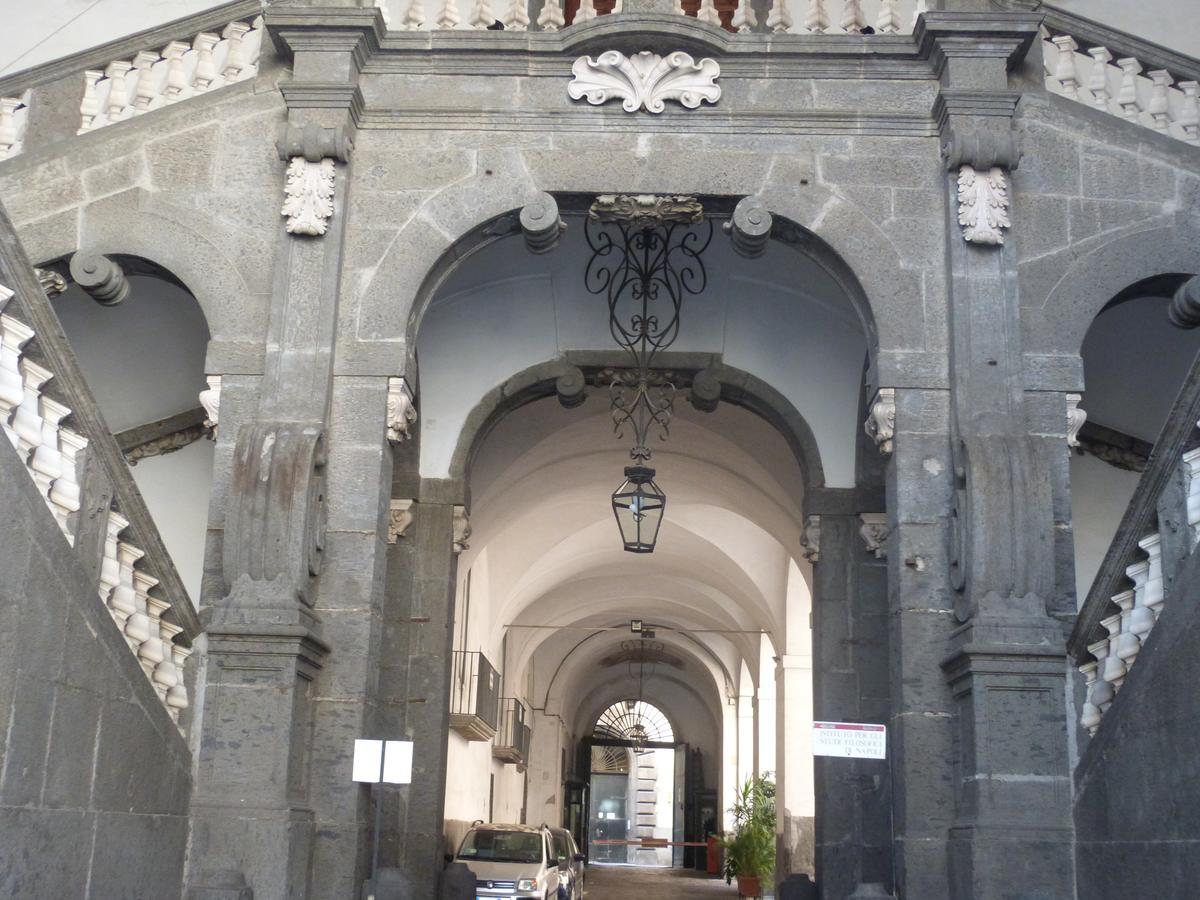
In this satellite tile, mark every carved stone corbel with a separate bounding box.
[1066,393,1086,452]
[801,514,821,564]
[453,506,471,554]
[1169,276,1200,329]
[388,499,414,543]
[520,192,566,254]
[725,196,772,259]
[276,123,353,238]
[200,375,221,436]
[689,367,721,413]
[386,377,417,444]
[69,251,130,305]
[864,388,895,456]
[556,365,587,409]
[941,123,1021,247]
[859,513,889,559]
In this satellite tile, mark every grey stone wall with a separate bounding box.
[0,423,192,898]
[1073,545,1200,899]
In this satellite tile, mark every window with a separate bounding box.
[458,830,544,865]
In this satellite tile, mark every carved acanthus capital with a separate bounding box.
[800,514,821,564]
[453,505,471,555]
[864,388,896,456]
[1066,393,1086,452]
[956,165,1011,246]
[520,192,566,254]
[276,123,352,238]
[200,375,221,435]
[388,499,414,543]
[941,125,1020,248]
[589,194,703,229]
[859,513,889,559]
[568,50,721,115]
[386,377,417,444]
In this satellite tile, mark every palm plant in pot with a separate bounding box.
[718,776,776,898]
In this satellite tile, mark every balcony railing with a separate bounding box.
[493,697,532,765]
[0,202,199,729]
[450,650,500,740]
[1070,338,1200,736]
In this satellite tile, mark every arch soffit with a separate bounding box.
[573,677,719,748]
[1034,221,1200,358]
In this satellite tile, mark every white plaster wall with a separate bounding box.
[129,438,214,602]
[1069,453,1141,602]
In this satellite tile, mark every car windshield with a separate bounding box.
[458,830,543,865]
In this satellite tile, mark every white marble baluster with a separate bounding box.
[501,0,529,30]
[696,0,721,25]
[767,0,792,33]
[1138,533,1165,623]
[1051,35,1080,98]
[49,427,87,543]
[0,310,34,448]
[29,395,68,510]
[436,0,462,28]
[138,592,170,682]
[803,0,827,32]
[130,50,163,112]
[12,358,51,465]
[1086,47,1113,111]
[1183,447,1200,547]
[161,41,191,104]
[1079,660,1102,735]
[104,60,134,123]
[1099,613,1127,690]
[910,0,926,29]
[79,71,104,133]
[154,618,185,712]
[1088,640,1116,714]
[468,0,496,29]
[402,0,427,29]
[1147,69,1173,132]
[1116,57,1142,121]
[191,33,220,92]
[1112,590,1140,668]
[1178,81,1200,145]
[875,0,900,34]
[732,0,758,33]
[168,642,192,722]
[98,512,128,612]
[537,0,565,30]
[575,0,597,22]
[221,22,253,80]
[840,0,864,34]
[0,98,20,158]
[113,540,146,650]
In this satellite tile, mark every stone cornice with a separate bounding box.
[265,6,385,71]
[0,0,265,96]
[279,82,366,122]
[915,10,1044,73]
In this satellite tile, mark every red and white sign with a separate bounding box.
[812,721,887,760]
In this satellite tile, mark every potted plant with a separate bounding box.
[718,776,776,898]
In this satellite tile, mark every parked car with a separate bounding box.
[456,823,561,899]
[548,827,586,900]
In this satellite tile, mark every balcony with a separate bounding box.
[492,698,532,766]
[450,650,500,741]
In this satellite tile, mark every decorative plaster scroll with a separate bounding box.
[801,514,821,564]
[859,513,889,559]
[281,157,336,236]
[864,387,895,456]
[124,425,206,465]
[386,377,417,444]
[567,51,721,115]
[35,268,67,297]
[956,165,1011,246]
[589,194,703,228]
[453,506,471,554]
[1066,393,1086,452]
[200,375,221,434]
[388,499,414,543]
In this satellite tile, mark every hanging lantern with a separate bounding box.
[611,466,666,553]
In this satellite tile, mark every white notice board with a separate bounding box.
[812,722,887,759]
[352,739,414,784]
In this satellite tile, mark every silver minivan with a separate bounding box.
[456,823,561,900]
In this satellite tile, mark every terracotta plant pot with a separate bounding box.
[736,874,763,897]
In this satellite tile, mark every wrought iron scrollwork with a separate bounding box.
[584,195,712,462]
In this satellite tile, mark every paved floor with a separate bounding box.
[583,865,744,898]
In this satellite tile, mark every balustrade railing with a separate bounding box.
[493,697,532,764]
[450,650,501,740]
[0,206,199,728]
[1041,8,1200,147]
[1070,347,1200,736]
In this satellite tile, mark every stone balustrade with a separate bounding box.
[381,0,926,34]
[0,281,191,726]
[1043,27,1200,146]
[0,92,30,160]
[77,15,263,136]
